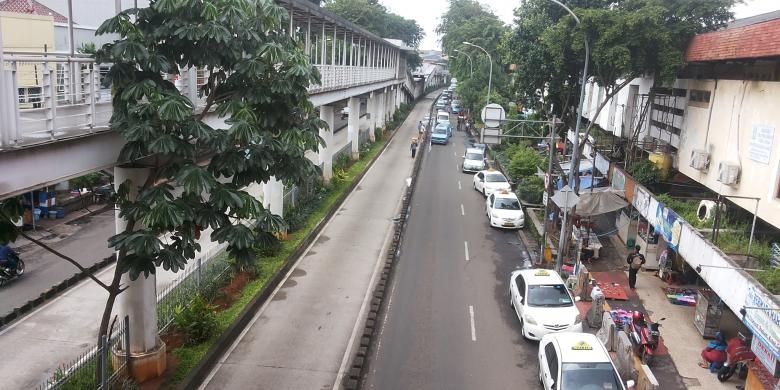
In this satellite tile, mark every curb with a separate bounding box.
[175,101,415,390]
[0,254,116,328]
[342,93,440,390]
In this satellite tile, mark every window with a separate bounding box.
[545,343,559,384]
[495,198,521,210]
[527,284,574,307]
[17,87,43,109]
[515,275,526,299]
[561,363,622,390]
[465,152,483,160]
[689,89,712,108]
[485,173,507,183]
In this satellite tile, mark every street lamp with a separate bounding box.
[462,41,492,108]
[453,49,473,76]
[548,0,590,188]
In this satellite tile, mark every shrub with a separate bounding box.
[517,176,545,204]
[174,294,218,346]
[333,153,351,172]
[628,160,661,187]
[506,144,543,182]
[756,268,780,294]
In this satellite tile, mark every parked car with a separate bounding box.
[436,111,450,126]
[509,268,583,341]
[473,169,510,196]
[452,103,461,114]
[431,124,449,145]
[462,148,487,173]
[435,100,446,110]
[538,332,634,390]
[486,190,524,229]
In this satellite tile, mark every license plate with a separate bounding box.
[503,223,514,227]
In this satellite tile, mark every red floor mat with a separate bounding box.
[591,272,630,300]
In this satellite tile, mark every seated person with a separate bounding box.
[699,332,727,372]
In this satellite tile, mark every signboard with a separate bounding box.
[744,286,780,363]
[655,202,682,249]
[482,127,502,145]
[751,336,780,377]
[481,103,506,128]
[612,168,626,191]
[748,125,775,164]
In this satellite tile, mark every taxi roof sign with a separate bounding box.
[572,341,593,351]
[534,270,550,276]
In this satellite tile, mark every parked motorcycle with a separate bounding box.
[717,333,755,382]
[0,258,25,286]
[626,311,665,365]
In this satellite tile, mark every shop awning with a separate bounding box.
[576,188,629,216]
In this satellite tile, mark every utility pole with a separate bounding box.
[540,116,556,265]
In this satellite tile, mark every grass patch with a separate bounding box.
[163,134,390,388]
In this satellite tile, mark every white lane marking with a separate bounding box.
[464,241,470,261]
[469,305,477,341]
[453,151,457,156]
[461,204,465,216]
[458,181,462,190]
[456,163,459,172]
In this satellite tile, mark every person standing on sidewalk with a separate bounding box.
[627,245,645,289]
[410,138,418,158]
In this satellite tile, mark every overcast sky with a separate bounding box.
[382,0,780,51]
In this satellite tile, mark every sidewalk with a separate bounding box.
[586,224,736,390]
[198,97,432,389]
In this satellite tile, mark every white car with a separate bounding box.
[539,333,634,390]
[509,269,583,341]
[473,169,511,197]
[486,190,524,229]
[462,148,486,173]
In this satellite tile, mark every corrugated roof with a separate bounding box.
[0,0,68,23]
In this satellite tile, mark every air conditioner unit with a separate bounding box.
[690,149,710,171]
[717,162,740,185]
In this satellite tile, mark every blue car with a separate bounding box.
[437,121,452,137]
[431,124,449,145]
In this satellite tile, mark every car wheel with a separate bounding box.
[482,188,487,197]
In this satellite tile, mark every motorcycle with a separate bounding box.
[626,311,665,365]
[717,333,755,382]
[0,258,26,286]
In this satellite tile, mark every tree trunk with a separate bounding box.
[95,263,124,385]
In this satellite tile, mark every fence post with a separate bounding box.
[100,334,109,389]
[197,257,202,289]
[124,315,132,380]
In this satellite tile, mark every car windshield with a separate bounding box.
[434,127,448,134]
[527,284,573,307]
[465,153,483,160]
[561,363,622,390]
[495,198,521,210]
[485,173,507,183]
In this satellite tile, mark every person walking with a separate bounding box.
[626,245,645,289]
[410,138,418,158]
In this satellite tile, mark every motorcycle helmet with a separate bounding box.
[632,311,643,322]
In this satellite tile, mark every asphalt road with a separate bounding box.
[364,117,540,389]
[0,209,115,315]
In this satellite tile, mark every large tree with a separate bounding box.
[1,0,322,378]
[503,0,737,190]
[324,0,424,69]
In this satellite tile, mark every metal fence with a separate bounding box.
[156,251,232,333]
[36,316,130,390]
[771,243,780,268]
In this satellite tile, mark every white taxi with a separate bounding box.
[509,269,582,341]
[538,332,635,390]
[486,190,525,229]
[473,169,511,197]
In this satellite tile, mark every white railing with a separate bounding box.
[1,53,396,150]
[308,65,395,94]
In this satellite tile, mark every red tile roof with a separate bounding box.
[686,18,780,62]
[0,0,68,23]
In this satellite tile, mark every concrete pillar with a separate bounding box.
[396,86,401,109]
[263,176,283,218]
[318,105,334,182]
[347,96,360,159]
[367,92,377,141]
[377,91,386,129]
[114,165,167,382]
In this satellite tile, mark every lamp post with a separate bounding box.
[549,0,590,188]
[462,41,492,107]
[453,49,473,76]
[549,0,590,273]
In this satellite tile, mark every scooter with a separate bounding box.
[0,258,26,286]
[717,333,755,382]
[626,311,665,365]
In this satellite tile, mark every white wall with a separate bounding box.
[583,76,654,138]
[677,79,780,230]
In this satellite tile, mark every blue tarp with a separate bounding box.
[556,176,601,190]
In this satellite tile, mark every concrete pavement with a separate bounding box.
[364,113,539,389]
[198,95,433,390]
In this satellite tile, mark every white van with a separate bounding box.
[436,111,450,125]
